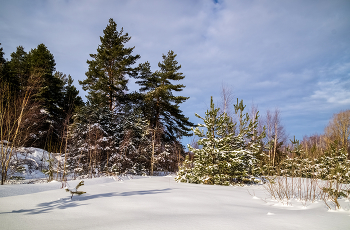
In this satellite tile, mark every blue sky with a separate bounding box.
[1,0,349,145]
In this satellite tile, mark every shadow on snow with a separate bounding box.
[1,188,173,215]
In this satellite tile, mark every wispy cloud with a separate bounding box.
[311,79,350,105]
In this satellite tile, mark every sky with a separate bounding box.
[1,0,350,145]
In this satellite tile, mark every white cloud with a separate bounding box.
[311,79,350,104]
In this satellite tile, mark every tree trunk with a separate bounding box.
[62,125,69,182]
[151,127,156,176]
[273,122,278,167]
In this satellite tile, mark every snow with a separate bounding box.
[0,177,349,230]
[10,147,51,180]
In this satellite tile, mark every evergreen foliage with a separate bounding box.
[24,44,63,148]
[0,44,6,78]
[136,51,194,175]
[28,44,60,116]
[2,21,196,181]
[0,44,5,66]
[0,43,83,151]
[69,101,149,176]
[74,18,157,176]
[8,46,30,93]
[80,18,140,110]
[1,23,349,189]
[278,143,350,183]
[0,44,14,91]
[57,73,84,118]
[176,97,263,185]
[136,51,194,141]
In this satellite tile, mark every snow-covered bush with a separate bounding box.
[262,144,350,210]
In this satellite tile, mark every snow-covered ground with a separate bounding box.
[0,176,349,230]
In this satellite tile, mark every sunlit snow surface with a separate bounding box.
[0,176,349,230]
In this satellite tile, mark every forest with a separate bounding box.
[0,19,194,184]
[1,19,350,208]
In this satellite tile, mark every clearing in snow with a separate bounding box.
[0,176,349,230]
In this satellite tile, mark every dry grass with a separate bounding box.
[262,175,350,210]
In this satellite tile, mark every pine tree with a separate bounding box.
[75,18,145,176]
[28,44,62,117]
[80,18,140,111]
[136,51,194,175]
[56,73,84,118]
[0,44,5,66]
[176,97,262,185]
[8,46,30,93]
[70,103,118,177]
[25,44,65,148]
[0,44,14,92]
[0,44,7,81]
[137,51,193,140]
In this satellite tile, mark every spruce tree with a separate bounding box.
[69,101,149,176]
[70,103,120,177]
[80,18,140,110]
[7,45,83,149]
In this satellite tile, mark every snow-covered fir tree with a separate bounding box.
[68,101,152,177]
[176,97,263,185]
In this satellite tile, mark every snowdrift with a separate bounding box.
[1,176,349,230]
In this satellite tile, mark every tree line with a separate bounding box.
[1,18,349,187]
[176,86,350,190]
[0,18,193,184]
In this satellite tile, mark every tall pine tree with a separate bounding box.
[73,19,144,176]
[136,51,194,175]
[26,44,64,148]
[80,18,140,110]
[137,51,193,141]
[25,44,82,149]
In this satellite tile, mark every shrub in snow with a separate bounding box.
[262,143,350,210]
[176,97,263,185]
[65,180,86,199]
[317,146,350,209]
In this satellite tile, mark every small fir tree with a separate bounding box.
[176,97,263,185]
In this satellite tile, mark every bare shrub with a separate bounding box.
[263,176,322,207]
[0,82,35,184]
